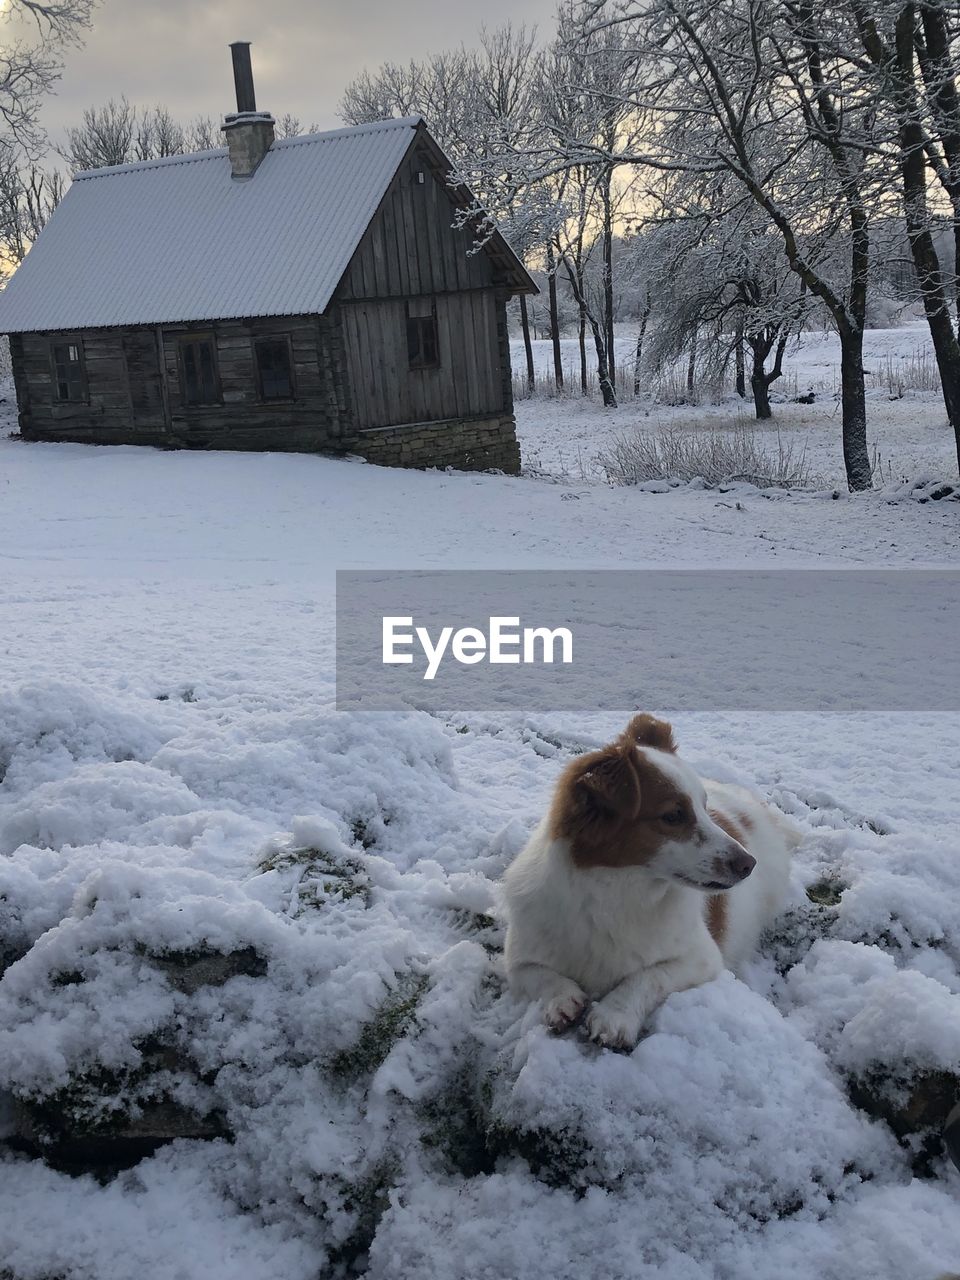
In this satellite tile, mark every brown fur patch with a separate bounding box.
[549,717,691,869]
[620,713,676,754]
[705,893,728,948]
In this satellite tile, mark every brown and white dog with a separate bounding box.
[503,714,796,1050]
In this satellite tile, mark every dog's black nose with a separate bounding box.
[729,850,756,880]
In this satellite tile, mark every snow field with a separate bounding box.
[0,344,958,1279]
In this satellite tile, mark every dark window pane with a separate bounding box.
[407,312,439,370]
[52,342,86,402]
[255,338,293,400]
[181,339,219,405]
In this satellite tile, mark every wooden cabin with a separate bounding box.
[0,45,536,473]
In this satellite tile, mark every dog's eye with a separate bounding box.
[660,808,685,825]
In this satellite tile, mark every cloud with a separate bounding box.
[32,0,558,143]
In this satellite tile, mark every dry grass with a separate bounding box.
[870,348,942,398]
[511,361,730,405]
[599,423,816,490]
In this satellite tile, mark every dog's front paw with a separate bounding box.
[584,1000,644,1051]
[543,985,588,1033]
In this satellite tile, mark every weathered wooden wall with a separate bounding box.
[335,141,509,430]
[340,291,504,430]
[337,143,496,302]
[11,316,350,450]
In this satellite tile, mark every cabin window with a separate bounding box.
[254,336,295,400]
[178,336,220,406]
[406,301,440,370]
[51,340,87,403]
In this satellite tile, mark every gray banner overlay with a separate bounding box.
[335,570,960,712]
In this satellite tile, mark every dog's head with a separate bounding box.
[548,714,755,891]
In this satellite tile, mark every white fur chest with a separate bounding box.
[503,829,709,1000]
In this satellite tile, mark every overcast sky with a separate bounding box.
[31,0,558,145]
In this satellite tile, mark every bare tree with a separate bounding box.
[0,145,63,266]
[0,0,95,153]
[64,100,316,174]
[63,97,136,170]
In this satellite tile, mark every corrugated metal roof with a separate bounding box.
[0,117,423,333]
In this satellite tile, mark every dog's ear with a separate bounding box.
[621,713,676,754]
[555,747,643,832]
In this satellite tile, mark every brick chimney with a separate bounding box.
[222,42,275,179]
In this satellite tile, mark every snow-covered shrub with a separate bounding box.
[761,875,847,974]
[599,424,816,489]
[784,941,960,1171]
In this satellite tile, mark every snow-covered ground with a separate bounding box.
[516,321,960,486]
[0,326,959,1280]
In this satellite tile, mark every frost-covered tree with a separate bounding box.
[838,0,960,468]
[0,0,95,153]
[577,0,882,489]
[0,147,63,267]
[634,200,808,418]
[0,0,93,269]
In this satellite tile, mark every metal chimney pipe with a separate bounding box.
[230,42,257,114]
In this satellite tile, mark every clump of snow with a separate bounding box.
[784,941,960,1078]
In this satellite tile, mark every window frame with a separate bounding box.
[253,334,297,403]
[49,336,89,405]
[406,301,440,372]
[177,333,222,408]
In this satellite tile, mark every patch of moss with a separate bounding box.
[145,945,267,994]
[12,1035,229,1177]
[259,845,371,912]
[329,972,429,1082]
[50,969,85,987]
[325,1157,399,1270]
[419,1063,595,1189]
[761,900,839,975]
[806,877,847,907]
[419,1070,498,1178]
[446,907,504,954]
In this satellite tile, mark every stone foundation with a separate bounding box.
[352,414,521,475]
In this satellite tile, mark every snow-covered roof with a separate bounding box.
[0,118,427,333]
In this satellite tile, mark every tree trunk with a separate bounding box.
[839,327,873,491]
[916,3,960,342]
[686,330,697,394]
[891,5,960,465]
[591,317,617,408]
[578,310,588,394]
[633,302,650,398]
[519,294,535,391]
[563,257,616,407]
[735,324,746,398]
[602,169,616,392]
[751,374,772,420]
[748,334,773,419]
[546,243,563,391]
